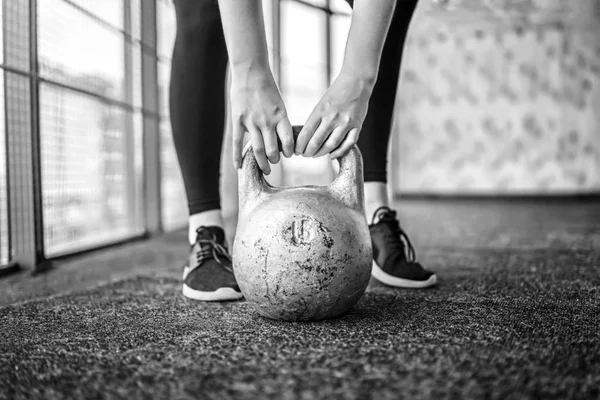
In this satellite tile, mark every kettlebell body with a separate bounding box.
[233,135,372,321]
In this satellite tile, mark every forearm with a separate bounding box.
[217,0,271,78]
[341,0,397,86]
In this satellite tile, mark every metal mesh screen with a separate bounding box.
[67,0,125,29]
[0,73,8,265]
[0,3,6,265]
[330,14,351,81]
[38,0,128,102]
[0,3,4,65]
[37,0,144,256]
[157,0,187,230]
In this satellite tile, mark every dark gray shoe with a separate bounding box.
[369,207,437,288]
[182,226,244,301]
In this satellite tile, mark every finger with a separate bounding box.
[232,121,244,169]
[303,121,334,157]
[294,115,321,155]
[261,126,280,165]
[276,118,294,158]
[329,128,359,160]
[313,125,349,158]
[249,125,271,175]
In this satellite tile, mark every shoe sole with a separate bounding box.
[182,266,244,301]
[182,284,244,301]
[371,260,437,289]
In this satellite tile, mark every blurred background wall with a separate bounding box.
[392,0,600,194]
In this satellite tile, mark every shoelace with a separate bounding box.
[372,206,416,263]
[193,227,234,274]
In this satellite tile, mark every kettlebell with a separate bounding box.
[232,126,372,321]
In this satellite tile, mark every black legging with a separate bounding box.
[170,0,418,215]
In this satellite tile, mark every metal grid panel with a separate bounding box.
[39,83,144,256]
[37,0,129,103]
[5,72,36,264]
[330,14,350,81]
[131,44,143,114]
[3,0,30,72]
[160,119,187,230]
[3,0,38,268]
[156,0,176,60]
[130,0,142,41]
[0,73,8,265]
[0,3,4,65]
[0,3,6,265]
[68,0,125,29]
[157,60,170,119]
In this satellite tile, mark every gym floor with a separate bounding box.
[1,198,599,399]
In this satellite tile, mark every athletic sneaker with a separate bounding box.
[182,226,244,301]
[369,206,437,288]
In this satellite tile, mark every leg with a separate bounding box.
[356,0,419,220]
[354,0,437,288]
[171,0,242,301]
[170,0,228,244]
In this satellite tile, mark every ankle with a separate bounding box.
[189,210,224,244]
[364,182,390,223]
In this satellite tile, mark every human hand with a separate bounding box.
[230,68,293,175]
[294,70,373,160]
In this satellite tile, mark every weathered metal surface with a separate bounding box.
[233,144,372,321]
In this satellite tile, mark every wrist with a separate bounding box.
[339,64,377,92]
[231,57,272,81]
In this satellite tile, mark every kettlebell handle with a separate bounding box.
[239,125,365,213]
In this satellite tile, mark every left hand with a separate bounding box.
[294,71,373,160]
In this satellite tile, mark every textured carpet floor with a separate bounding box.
[1,199,599,399]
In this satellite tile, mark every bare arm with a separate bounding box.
[342,0,396,84]
[295,0,397,159]
[218,0,293,173]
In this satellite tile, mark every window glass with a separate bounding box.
[280,0,334,186]
[330,14,351,82]
[280,1,328,123]
[68,0,124,29]
[40,85,143,256]
[38,0,127,102]
[157,0,176,60]
[157,1,188,230]
[0,74,7,264]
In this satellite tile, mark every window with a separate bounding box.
[0,73,7,266]
[330,14,351,82]
[37,0,144,256]
[0,0,355,268]
[280,0,334,186]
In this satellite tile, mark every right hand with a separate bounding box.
[230,66,293,175]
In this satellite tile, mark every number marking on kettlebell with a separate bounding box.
[285,216,334,249]
[292,218,317,245]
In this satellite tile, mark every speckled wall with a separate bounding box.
[392,0,600,194]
